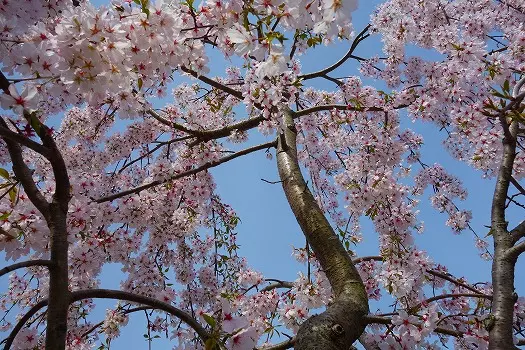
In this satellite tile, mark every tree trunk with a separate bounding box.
[276,108,369,350]
[488,93,520,349]
[45,202,70,350]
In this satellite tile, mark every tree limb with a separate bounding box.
[506,240,525,260]
[180,66,243,100]
[426,269,486,295]
[0,260,52,278]
[489,75,523,350]
[257,338,295,350]
[68,289,209,342]
[276,108,368,350]
[299,25,371,81]
[0,119,50,219]
[80,306,154,338]
[3,289,210,349]
[364,315,464,338]
[3,299,48,349]
[96,140,277,202]
[510,220,525,244]
[260,281,294,293]
[509,176,525,195]
[147,109,206,137]
[0,124,51,157]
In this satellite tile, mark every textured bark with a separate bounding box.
[488,79,523,350]
[276,109,368,350]
[44,203,70,350]
[0,106,72,348]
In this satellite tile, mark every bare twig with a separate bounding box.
[299,25,371,81]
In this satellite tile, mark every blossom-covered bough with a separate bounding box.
[0,0,523,349]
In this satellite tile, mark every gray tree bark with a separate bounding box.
[276,108,369,350]
[488,77,525,350]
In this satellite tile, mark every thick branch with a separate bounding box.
[0,125,51,157]
[0,119,50,218]
[0,260,52,278]
[510,220,525,244]
[489,76,523,350]
[509,176,525,195]
[26,113,71,209]
[276,108,368,350]
[96,140,277,202]
[506,240,525,260]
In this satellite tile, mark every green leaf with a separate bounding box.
[503,80,510,93]
[185,0,194,10]
[0,212,10,220]
[8,187,16,204]
[29,114,41,134]
[202,314,216,328]
[0,168,9,179]
[137,78,143,90]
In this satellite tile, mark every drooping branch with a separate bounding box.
[3,289,210,349]
[80,306,151,338]
[0,260,52,278]
[299,24,371,81]
[96,140,277,203]
[276,108,368,350]
[3,299,48,349]
[68,289,209,342]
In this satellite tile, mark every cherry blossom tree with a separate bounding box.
[0,0,523,349]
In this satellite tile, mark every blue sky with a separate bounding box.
[1,0,524,348]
